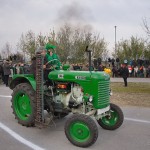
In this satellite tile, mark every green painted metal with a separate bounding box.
[62,64,70,70]
[12,74,36,91]
[11,69,110,109]
[49,70,110,109]
[14,91,32,120]
[101,110,119,126]
[49,70,92,81]
[69,121,91,142]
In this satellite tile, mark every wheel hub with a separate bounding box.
[70,122,91,142]
[102,110,119,126]
[22,102,27,110]
[78,129,83,134]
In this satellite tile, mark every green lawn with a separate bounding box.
[111,82,150,93]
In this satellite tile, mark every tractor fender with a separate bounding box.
[10,76,36,91]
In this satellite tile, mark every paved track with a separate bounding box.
[0,82,150,150]
[111,77,150,83]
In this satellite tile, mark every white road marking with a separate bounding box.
[0,122,45,150]
[0,94,150,149]
[0,95,12,98]
[125,117,150,124]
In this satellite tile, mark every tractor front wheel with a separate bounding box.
[65,114,98,147]
[11,83,36,127]
[97,103,124,130]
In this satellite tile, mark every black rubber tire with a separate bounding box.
[11,83,36,127]
[65,114,98,147]
[97,103,124,130]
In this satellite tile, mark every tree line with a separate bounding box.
[1,21,150,64]
[115,36,150,63]
[16,24,108,63]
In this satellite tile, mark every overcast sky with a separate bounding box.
[0,0,150,54]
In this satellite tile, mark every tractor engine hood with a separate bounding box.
[49,70,110,109]
[48,70,110,82]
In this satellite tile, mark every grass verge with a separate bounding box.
[110,82,150,107]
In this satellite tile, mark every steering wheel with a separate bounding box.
[45,59,59,70]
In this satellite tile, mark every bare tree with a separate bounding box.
[115,36,146,63]
[36,33,47,47]
[143,18,150,37]
[17,31,36,58]
[56,24,108,63]
[0,42,12,59]
[17,24,108,63]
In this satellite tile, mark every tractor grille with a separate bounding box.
[97,81,110,107]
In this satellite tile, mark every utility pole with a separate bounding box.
[114,26,117,58]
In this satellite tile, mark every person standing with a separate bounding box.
[134,66,138,77]
[117,64,123,77]
[3,60,11,87]
[30,56,36,78]
[30,46,48,78]
[98,64,103,71]
[0,62,4,83]
[112,65,117,77]
[82,64,89,71]
[121,64,129,87]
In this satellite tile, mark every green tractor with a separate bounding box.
[9,48,124,147]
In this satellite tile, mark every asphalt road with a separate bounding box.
[0,83,150,150]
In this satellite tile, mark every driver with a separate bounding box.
[44,43,62,70]
[44,43,62,82]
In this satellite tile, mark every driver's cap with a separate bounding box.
[45,43,56,52]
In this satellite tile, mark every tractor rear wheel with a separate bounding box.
[65,114,98,147]
[97,103,124,130]
[11,83,36,127]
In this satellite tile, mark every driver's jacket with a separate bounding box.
[45,53,62,70]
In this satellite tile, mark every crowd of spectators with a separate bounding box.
[111,65,150,78]
[0,59,150,87]
[69,63,150,78]
[0,60,30,86]
[70,63,150,78]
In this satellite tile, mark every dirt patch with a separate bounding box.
[110,93,150,107]
[111,93,150,107]
[110,83,150,107]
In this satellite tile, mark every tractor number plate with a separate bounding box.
[75,76,86,80]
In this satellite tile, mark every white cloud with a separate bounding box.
[0,0,149,55]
